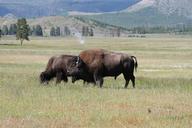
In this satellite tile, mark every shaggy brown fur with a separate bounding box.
[40,55,76,84]
[68,49,138,88]
[40,55,97,85]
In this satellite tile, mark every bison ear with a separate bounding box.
[75,56,84,67]
[76,56,80,65]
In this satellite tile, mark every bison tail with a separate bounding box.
[131,56,138,72]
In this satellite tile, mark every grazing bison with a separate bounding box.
[40,55,76,84]
[40,55,96,84]
[67,49,138,88]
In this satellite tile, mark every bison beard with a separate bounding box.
[40,70,55,84]
[40,70,68,84]
[69,49,138,88]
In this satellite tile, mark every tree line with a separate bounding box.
[0,24,95,37]
[128,24,192,34]
[0,18,95,45]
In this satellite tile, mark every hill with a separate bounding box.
[83,7,192,28]
[0,0,140,17]
[79,0,192,28]
[0,0,192,32]
[0,16,130,36]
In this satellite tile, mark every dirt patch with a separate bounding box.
[110,116,144,127]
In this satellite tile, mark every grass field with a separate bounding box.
[0,35,192,128]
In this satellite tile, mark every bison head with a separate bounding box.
[40,71,48,84]
[39,71,54,84]
[67,56,84,76]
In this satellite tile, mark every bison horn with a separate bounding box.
[76,56,80,65]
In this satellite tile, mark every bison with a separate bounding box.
[67,49,138,88]
[40,55,96,84]
[40,55,75,84]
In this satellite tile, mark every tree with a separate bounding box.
[82,26,94,36]
[85,26,89,36]
[50,27,56,36]
[82,26,90,36]
[55,27,60,36]
[9,24,17,35]
[110,29,115,37]
[0,29,2,39]
[82,26,86,36]
[64,26,70,36]
[28,26,33,36]
[2,25,8,35]
[117,28,121,37]
[35,25,43,36]
[31,26,36,36]
[16,18,30,45]
[90,28,94,36]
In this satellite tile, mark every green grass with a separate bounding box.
[0,35,192,128]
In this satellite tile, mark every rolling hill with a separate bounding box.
[83,7,192,28]
[0,16,130,36]
[0,0,140,17]
[81,0,192,28]
[0,0,192,29]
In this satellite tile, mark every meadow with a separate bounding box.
[0,35,192,128]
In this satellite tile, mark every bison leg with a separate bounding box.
[99,78,104,88]
[61,73,68,83]
[83,81,87,85]
[130,75,135,88]
[124,79,130,88]
[124,74,135,88]
[123,73,131,88]
[93,72,104,88]
[71,76,77,83]
[56,72,62,84]
[95,78,103,88]
[62,76,68,83]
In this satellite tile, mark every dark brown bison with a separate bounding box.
[40,55,96,84]
[40,55,75,84]
[67,49,138,88]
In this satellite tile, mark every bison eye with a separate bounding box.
[72,63,76,67]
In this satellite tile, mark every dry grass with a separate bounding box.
[0,35,192,128]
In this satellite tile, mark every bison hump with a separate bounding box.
[79,49,105,70]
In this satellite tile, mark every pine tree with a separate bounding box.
[2,25,8,35]
[85,26,89,36]
[35,25,43,36]
[50,27,56,36]
[16,18,30,46]
[64,26,70,36]
[28,26,33,36]
[90,28,94,36]
[0,29,2,39]
[117,28,121,37]
[55,27,60,36]
[31,26,36,36]
[9,24,17,35]
[82,26,86,36]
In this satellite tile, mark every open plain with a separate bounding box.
[0,35,192,128]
